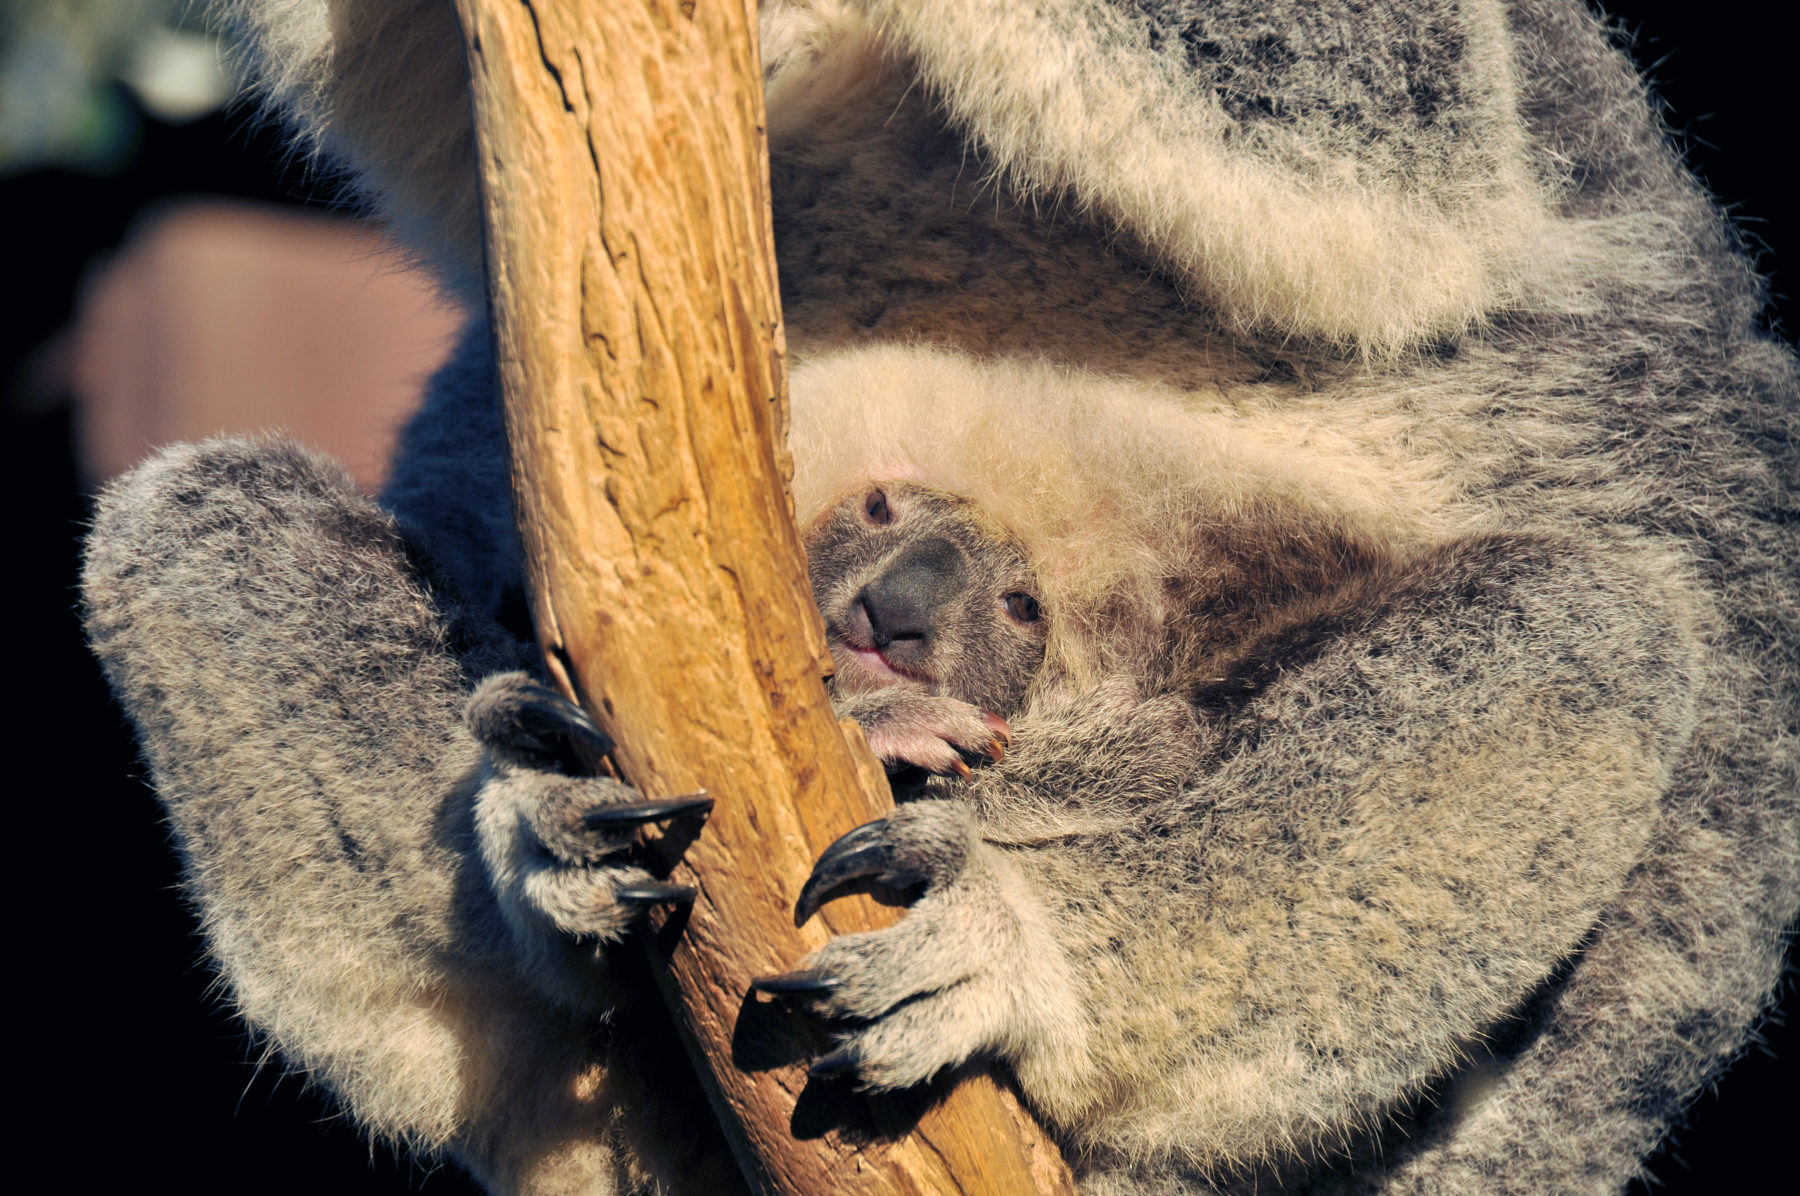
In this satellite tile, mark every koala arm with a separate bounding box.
[82,438,736,1195]
[781,531,1702,1192]
[1050,534,1704,1191]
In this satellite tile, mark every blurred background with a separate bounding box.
[3,1,1789,1191]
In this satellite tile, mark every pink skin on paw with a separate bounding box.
[861,695,1012,776]
[829,636,1012,775]
[866,726,972,776]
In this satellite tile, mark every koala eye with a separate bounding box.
[864,489,893,525]
[1004,592,1043,625]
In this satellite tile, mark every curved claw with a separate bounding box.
[982,712,1013,749]
[613,881,698,906]
[511,687,612,757]
[584,793,713,830]
[795,819,893,926]
[808,1045,862,1079]
[750,967,844,996]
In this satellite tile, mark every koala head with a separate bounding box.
[806,483,1048,716]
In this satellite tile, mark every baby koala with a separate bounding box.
[805,482,1048,781]
[466,482,1054,1015]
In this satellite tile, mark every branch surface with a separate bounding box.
[451,1,1077,1191]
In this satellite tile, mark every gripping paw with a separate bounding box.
[835,687,1011,778]
[753,801,1081,1091]
[469,673,711,944]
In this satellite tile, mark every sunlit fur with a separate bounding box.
[83,2,1797,1193]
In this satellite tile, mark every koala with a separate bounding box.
[83,1,1797,1195]
[808,483,1044,774]
[469,481,1039,1009]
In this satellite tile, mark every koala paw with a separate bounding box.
[469,673,711,943]
[838,687,1011,778]
[753,801,1080,1091]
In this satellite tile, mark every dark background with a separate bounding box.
[6,5,1790,1191]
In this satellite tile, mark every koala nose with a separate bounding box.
[856,537,968,658]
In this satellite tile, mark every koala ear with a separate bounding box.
[221,0,485,301]
[864,0,1546,355]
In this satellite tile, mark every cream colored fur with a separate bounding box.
[789,345,1457,684]
[844,0,1545,353]
[221,0,483,299]
[84,2,1798,1193]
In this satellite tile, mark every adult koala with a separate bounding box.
[82,1,1798,1194]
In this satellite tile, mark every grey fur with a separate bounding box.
[809,483,1046,772]
[83,1,1797,1194]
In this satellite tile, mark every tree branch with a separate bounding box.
[451,1,1076,1191]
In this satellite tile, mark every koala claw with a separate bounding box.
[583,793,713,830]
[752,801,1055,1089]
[795,819,903,926]
[807,1045,863,1079]
[749,967,844,996]
[794,805,973,926]
[467,672,613,770]
[613,881,699,906]
[511,688,606,746]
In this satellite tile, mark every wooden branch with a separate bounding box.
[451,2,1077,1192]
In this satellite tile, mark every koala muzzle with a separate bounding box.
[853,536,968,666]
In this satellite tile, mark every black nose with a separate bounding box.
[856,536,968,652]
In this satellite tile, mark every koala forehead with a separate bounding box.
[803,481,1039,596]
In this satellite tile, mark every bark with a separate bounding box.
[450,1,1077,1192]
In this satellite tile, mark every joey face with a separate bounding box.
[807,483,1048,716]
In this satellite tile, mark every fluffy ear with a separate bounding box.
[218,0,484,299]
[861,0,1547,355]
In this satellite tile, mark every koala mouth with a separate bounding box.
[830,641,928,690]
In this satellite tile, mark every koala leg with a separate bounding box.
[83,437,738,1194]
[754,798,1094,1093]
[1034,532,1713,1191]
[467,672,714,1005]
[757,682,1202,1097]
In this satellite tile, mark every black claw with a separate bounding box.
[795,819,893,926]
[808,1046,862,1080]
[510,688,613,758]
[614,882,698,906]
[750,967,844,996]
[584,793,713,830]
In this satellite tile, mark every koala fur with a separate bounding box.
[82,1,1797,1194]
